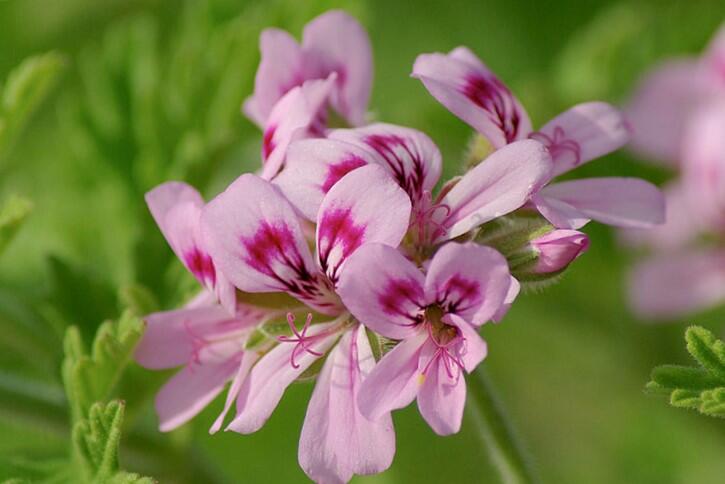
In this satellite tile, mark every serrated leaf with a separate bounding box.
[0,195,32,257]
[685,326,725,382]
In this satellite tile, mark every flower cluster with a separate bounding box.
[624,24,725,320]
[135,10,664,483]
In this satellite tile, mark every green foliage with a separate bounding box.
[0,52,65,165]
[646,326,725,418]
[0,195,32,257]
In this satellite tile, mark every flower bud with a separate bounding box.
[530,229,590,274]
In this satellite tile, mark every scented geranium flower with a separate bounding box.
[201,164,411,482]
[337,242,511,435]
[244,10,372,129]
[145,182,236,312]
[412,47,665,230]
[274,123,553,250]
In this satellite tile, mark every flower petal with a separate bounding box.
[445,314,488,373]
[155,352,242,432]
[629,250,725,320]
[299,325,395,483]
[209,350,260,434]
[243,28,305,127]
[412,47,532,148]
[538,178,665,229]
[416,340,467,436]
[425,242,511,326]
[227,322,340,434]
[202,174,341,314]
[301,10,373,126]
[261,75,336,180]
[338,243,426,340]
[357,330,429,420]
[274,138,374,221]
[437,139,552,241]
[492,277,520,323]
[316,164,412,285]
[329,123,443,204]
[532,102,630,177]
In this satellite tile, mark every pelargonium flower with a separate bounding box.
[200,164,411,482]
[412,46,665,230]
[244,10,372,129]
[338,242,511,435]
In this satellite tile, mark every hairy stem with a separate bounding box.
[467,367,538,484]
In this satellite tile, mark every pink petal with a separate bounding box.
[703,23,725,85]
[155,352,242,432]
[629,250,725,320]
[202,174,341,315]
[445,314,488,372]
[625,60,709,164]
[437,139,552,241]
[227,321,340,434]
[329,123,442,204]
[209,350,260,434]
[412,47,532,148]
[243,28,305,127]
[316,165,411,285]
[532,102,630,177]
[531,229,590,274]
[337,243,426,340]
[261,75,336,180]
[299,325,395,483]
[274,138,374,220]
[538,178,665,229]
[357,330,429,420]
[416,340,467,436]
[301,10,373,126]
[492,277,520,323]
[425,242,511,326]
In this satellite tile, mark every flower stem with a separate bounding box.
[467,367,538,484]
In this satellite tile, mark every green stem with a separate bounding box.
[467,367,538,484]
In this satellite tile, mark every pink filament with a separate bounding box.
[278,312,323,369]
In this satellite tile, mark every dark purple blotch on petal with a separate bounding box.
[364,133,427,201]
[462,73,521,143]
[436,274,480,314]
[184,247,217,288]
[321,156,368,193]
[378,278,425,324]
[318,208,366,283]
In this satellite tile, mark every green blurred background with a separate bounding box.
[1,0,724,482]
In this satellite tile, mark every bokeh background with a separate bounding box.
[1,0,724,482]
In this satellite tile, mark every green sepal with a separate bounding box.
[685,326,725,382]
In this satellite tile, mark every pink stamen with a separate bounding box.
[411,190,452,245]
[530,127,581,167]
[421,323,465,382]
[278,313,323,369]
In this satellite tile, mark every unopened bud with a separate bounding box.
[530,230,589,274]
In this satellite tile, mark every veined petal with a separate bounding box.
[299,325,395,483]
[329,123,442,204]
[338,243,426,340]
[261,75,336,180]
[357,329,429,420]
[227,321,340,434]
[316,165,411,284]
[538,178,665,229]
[155,352,242,432]
[412,47,532,148]
[302,10,373,126]
[629,250,725,320]
[437,140,552,241]
[209,350,260,434]
[416,341,467,436]
[425,243,511,326]
[202,174,341,315]
[274,138,374,221]
[243,28,305,127]
[532,102,630,177]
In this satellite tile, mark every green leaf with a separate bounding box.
[0,195,32,257]
[62,311,144,422]
[0,52,65,163]
[646,326,725,418]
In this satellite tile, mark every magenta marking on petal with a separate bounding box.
[318,208,365,283]
[377,278,425,325]
[462,73,521,143]
[321,156,368,193]
[364,133,427,201]
[262,124,277,160]
[529,127,581,167]
[184,247,217,288]
[436,275,480,314]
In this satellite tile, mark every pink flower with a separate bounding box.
[274,122,553,249]
[337,242,512,435]
[201,165,410,481]
[531,229,589,274]
[244,10,373,129]
[412,47,665,230]
[145,182,236,312]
